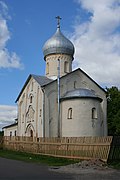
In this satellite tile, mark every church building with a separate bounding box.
[3,17,107,138]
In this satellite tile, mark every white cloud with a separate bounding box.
[0,1,23,69]
[71,0,120,87]
[0,105,17,130]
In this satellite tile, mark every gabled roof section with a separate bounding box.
[2,122,18,129]
[15,74,53,102]
[43,68,106,93]
[77,68,106,93]
[32,74,53,86]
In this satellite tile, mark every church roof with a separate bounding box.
[2,122,18,129]
[43,68,106,94]
[42,27,74,59]
[15,74,53,102]
[32,74,53,86]
[15,68,106,103]
[61,88,103,102]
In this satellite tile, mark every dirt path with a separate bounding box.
[50,159,120,180]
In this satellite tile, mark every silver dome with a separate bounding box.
[61,88,103,102]
[42,27,75,59]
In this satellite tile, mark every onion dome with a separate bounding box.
[43,25,74,60]
[61,88,103,102]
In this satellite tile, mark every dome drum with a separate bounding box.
[43,47,74,60]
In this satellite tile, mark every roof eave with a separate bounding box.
[15,74,32,103]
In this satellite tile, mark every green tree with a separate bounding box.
[106,86,120,135]
[0,131,3,136]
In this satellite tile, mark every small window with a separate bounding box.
[10,131,12,137]
[46,62,49,74]
[92,108,97,119]
[64,61,69,73]
[14,130,17,136]
[67,108,72,119]
[30,95,33,103]
[74,81,77,89]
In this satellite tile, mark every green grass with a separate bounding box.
[1,148,120,169]
[0,148,79,166]
[108,161,120,169]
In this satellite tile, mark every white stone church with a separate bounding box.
[3,18,107,138]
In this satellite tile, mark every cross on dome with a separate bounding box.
[56,16,62,28]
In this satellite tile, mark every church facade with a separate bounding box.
[3,19,107,138]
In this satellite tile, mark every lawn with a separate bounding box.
[0,148,79,166]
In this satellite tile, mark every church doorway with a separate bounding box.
[25,123,35,140]
[30,129,33,137]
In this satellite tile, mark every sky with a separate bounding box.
[0,0,120,130]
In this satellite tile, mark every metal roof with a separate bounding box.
[42,27,74,59]
[32,74,53,86]
[61,88,103,102]
[15,74,53,102]
[2,123,18,129]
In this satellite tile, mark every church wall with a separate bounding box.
[61,98,103,137]
[3,125,18,137]
[44,69,107,137]
[17,77,44,138]
[44,82,58,137]
[60,70,107,136]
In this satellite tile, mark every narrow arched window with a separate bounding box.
[14,130,17,136]
[68,108,72,119]
[74,81,77,89]
[10,131,12,137]
[30,95,32,103]
[46,62,49,74]
[64,61,69,73]
[92,107,97,119]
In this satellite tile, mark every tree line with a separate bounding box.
[106,86,120,136]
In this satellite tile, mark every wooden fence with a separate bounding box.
[3,136,117,162]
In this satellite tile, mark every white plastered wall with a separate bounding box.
[3,125,18,136]
[17,77,44,138]
[61,98,103,137]
[44,69,107,137]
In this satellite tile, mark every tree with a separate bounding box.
[0,131,3,136]
[106,86,120,135]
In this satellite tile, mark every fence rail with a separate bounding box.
[3,136,117,162]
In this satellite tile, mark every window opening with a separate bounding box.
[64,61,69,73]
[68,108,72,119]
[74,81,77,89]
[30,95,33,103]
[10,131,12,137]
[14,130,17,136]
[92,107,97,119]
[46,62,49,74]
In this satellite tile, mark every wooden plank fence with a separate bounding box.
[3,136,117,162]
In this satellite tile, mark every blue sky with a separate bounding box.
[0,0,120,129]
